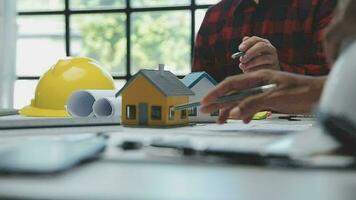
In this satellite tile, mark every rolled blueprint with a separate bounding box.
[67,90,116,117]
[93,97,121,118]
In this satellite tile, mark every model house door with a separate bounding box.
[139,103,148,126]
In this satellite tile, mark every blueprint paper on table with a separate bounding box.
[112,120,345,168]
[112,119,315,154]
[179,120,314,137]
[0,115,120,130]
[264,125,340,157]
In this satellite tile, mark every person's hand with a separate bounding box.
[324,0,356,64]
[200,70,325,124]
[238,36,280,73]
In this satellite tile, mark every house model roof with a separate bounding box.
[116,69,194,97]
[181,71,218,88]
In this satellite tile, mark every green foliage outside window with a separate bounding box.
[72,14,127,74]
[18,0,201,76]
[73,0,191,75]
[71,0,125,9]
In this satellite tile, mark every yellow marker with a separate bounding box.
[252,111,270,120]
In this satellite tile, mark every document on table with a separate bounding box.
[117,120,314,139]
[113,120,315,158]
[176,120,314,137]
[0,115,120,130]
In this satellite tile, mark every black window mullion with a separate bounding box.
[65,0,70,56]
[17,0,214,82]
[17,76,41,80]
[191,0,196,67]
[126,0,131,79]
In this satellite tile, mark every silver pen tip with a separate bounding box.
[261,84,277,91]
[231,52,245,60]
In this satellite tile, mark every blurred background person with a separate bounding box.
[201,0,356,124]
[193,0,336,82]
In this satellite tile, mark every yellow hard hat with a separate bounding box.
[20,57,115,117]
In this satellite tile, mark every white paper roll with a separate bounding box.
[67,90,116,117]
[93,97,121,118]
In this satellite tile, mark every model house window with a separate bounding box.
[151,106,162,120]
[210,110,219,117]
[181,110,187,119]
[169,106,175,120]
[14,0,219,109]
[126,105,136,120]
[188,107,197,116]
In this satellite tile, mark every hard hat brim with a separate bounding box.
[20,105,70,117]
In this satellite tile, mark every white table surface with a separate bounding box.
[1,115,355,200]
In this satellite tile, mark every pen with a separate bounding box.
[231,51,245,60]
[173,84,277,111]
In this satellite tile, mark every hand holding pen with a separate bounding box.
[200,70,325,124]
[233,36,280,73]
[173,84,276,111]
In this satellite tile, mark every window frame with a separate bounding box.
[126,105,136,120]
[188,107,197,116]
[181,109,187,119]
[16,0,215,83]
[210,110,219,117]
[169,106,175,120]
[151,105,162,120]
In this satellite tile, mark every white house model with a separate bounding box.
[181,72,219,122]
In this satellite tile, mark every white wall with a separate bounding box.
[0,0,16,108]
[188,77,217,122]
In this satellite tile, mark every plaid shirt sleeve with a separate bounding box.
[192,8,216,75]
[279,0,335,76]
[192,0,337,81]
[192,5,236,82]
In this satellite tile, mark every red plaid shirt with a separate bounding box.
[193,0,336,82]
